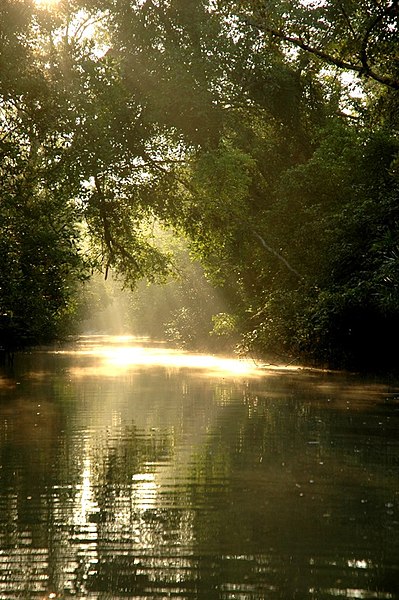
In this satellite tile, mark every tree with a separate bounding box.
[0,0,180,343]
[92,0,399,370]
[1,0,398,371]
[223,0,399,91]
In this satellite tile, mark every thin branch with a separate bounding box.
[338,1,357,39]
[113,238,143,274]
[141,151,198,195]
[359,2,397,75]
[244,17,399,90]
[73,13,108,44]
[93,175,141,274]
[254,232,303,280]
[336,110,362,121]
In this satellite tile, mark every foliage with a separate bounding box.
[229,124,399,370]
[1,0,398,371]
[128,239,229,349]
[224,0,399,91]
[0,0,182,344]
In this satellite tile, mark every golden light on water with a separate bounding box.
[103,345,257,375]
[59,335,300,379]
[34,0,61,8]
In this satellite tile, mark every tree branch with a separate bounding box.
[141,151,198,195]
[254,232,303,280]
[243,17,399,90]
[93,175,141,275]
[359,2,397,76]
[338,1,357,39]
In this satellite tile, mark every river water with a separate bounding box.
[0,335,398,599]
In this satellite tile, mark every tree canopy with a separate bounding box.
[0,0,398,371]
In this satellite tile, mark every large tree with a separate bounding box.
[1,0,398,371]
[223,0,399,90]
[0,0,180,343]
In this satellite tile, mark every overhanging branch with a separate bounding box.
[243,16,399,90]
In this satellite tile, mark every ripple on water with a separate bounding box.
[0,337,398,598]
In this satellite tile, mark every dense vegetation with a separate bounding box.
[0,0,398,371]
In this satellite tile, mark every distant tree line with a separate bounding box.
[0,0,398,371]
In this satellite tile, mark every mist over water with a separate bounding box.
[78,261,230,349]
[0,336,398,599]
[79,276,134,335]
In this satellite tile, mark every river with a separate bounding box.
[0,335,398,599]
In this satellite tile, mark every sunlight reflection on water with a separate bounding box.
[57,334,301,379]
[0,335,398,599]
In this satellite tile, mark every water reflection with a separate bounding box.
[0,336,398,598]
[61,334,273,378]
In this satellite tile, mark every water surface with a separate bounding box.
[0,335,398,599]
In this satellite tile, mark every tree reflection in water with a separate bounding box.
[0,336,398,598]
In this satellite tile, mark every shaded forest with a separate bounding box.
[0,0,398,371]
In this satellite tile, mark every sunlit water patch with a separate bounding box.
[0,335,398,599]
[58,334,293,378]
